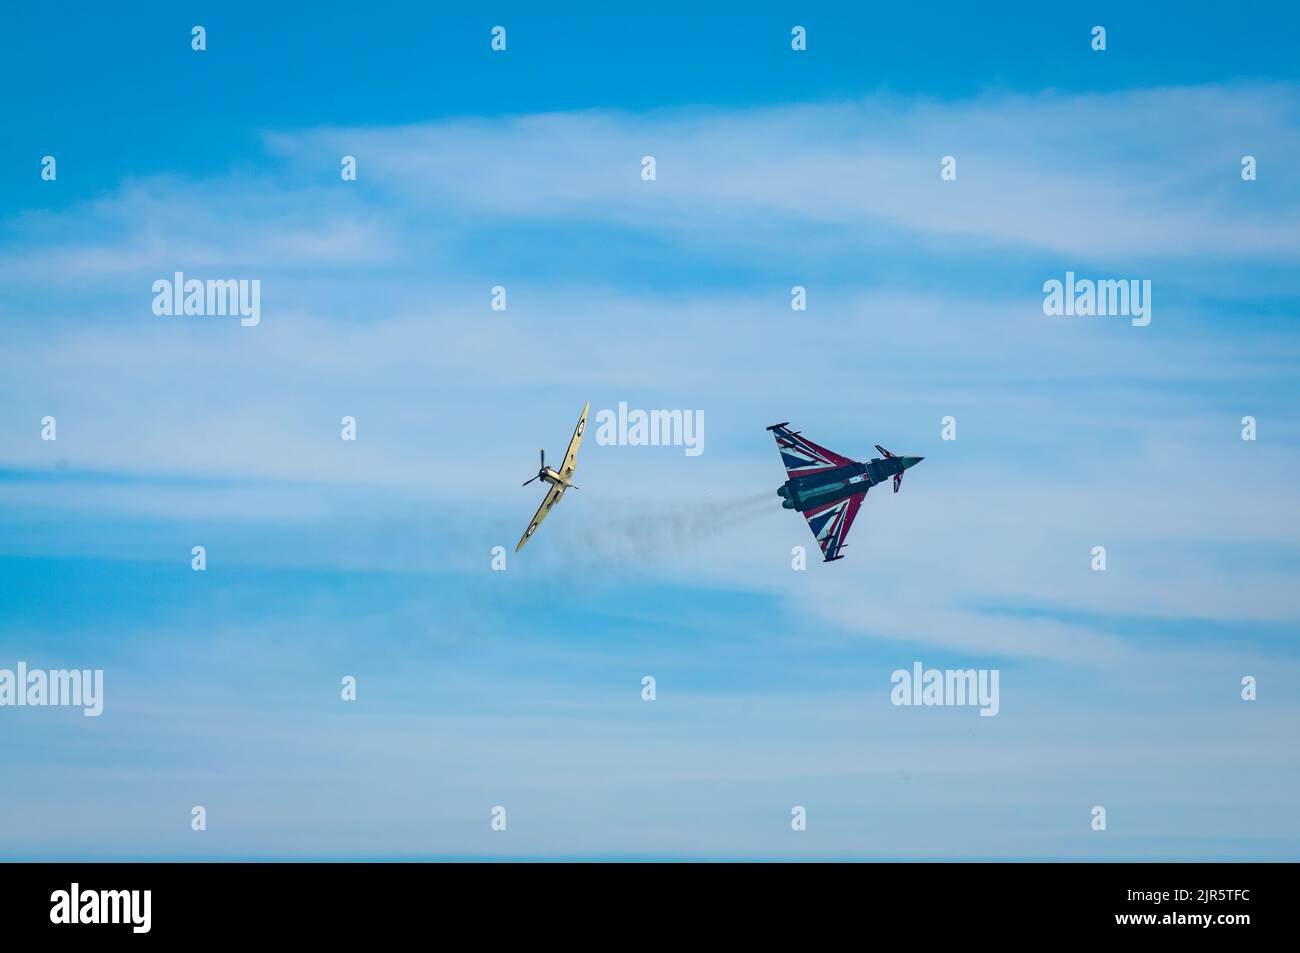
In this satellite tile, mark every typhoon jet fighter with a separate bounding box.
[516,401,589,553]
[768,422,923,562]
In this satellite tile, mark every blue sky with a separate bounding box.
[1,2,1298,859]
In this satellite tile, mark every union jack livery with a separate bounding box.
[768,422,924,562]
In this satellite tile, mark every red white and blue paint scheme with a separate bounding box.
[767,422,923,562]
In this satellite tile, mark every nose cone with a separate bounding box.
[902,456,924,470]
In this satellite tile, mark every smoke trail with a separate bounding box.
[575,490,780,558]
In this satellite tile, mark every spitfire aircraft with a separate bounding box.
[767,422,923,562]
[516,401,590,552]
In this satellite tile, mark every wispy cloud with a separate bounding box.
[2,80,1298,858]
[270,84,1300,260]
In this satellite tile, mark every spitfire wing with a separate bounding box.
[559,401,590,482]
[516,482,567,553]
[515,402,589,553]
[767,423,855,480]
[802,490,866,561]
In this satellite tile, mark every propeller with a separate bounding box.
[522,449,545,486]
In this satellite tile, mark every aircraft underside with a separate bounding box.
[778,467,872,511]
[766,422,922,561]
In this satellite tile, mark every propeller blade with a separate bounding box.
[539,448,545,468]
[522,475,540,486]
